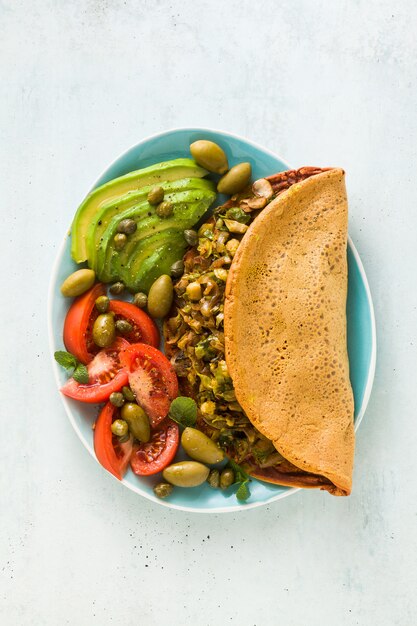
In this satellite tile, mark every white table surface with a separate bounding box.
[1,1,417,624]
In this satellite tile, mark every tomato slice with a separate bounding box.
[119,343,178,427]
[130,420,179,476]
[63,283,105,364]
[61,338,129,403]
[109,300,159,347]
[94,402,133,479]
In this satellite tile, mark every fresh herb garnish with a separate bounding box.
[235,480,250,501]
[73,363,89,384]
[168,396,197,428]
[227,459,251,502]
[54,350,89,383]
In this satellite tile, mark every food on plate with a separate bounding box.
[147,274,174,319]
[94,402,133,480]
[190,140,229,174]
[181,427,225,464]
[60,268,96,297]
[162,460,210,487]
[130,420,179,476]
[217,162,252,195]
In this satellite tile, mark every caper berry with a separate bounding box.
[153,482,174,499]
[92,313,116,348]
[133,292,148,309]
[147,185,165,205]
[207,469,220,489]
[109,282,125,295]
[184,229,198,246]
[115,319,133,335]
[117,218,137,235]
[109,392,125,408]
[156,201,174,218]
[95,295,110,313]
[114,233,127,250]
[122,386,136,402]
[170,259,185,279]
[220,467,235,490]
[111,419,128,437]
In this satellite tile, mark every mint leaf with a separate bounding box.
[73,363,89,384]
[169,396,197,428]
[54,351,78,371]
[228,459,250,483]
[236,480,250,502]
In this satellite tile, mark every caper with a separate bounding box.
[92,313,116,347]
[162,461,210,487]
[170,259,184,279]
[109,392,125,407]
[181,427,225,464]
[114,233,127,250]
[186,281,202,301]
[207,469,220,489]
[153,482,174,499]
[117,218,137,235]
[156,201,174,218]
[111,419,128,437]
[190,140,228,174]
[147,274,173,318]
[95,295,110,313]
[109,281,125,295]
[217,162,252,195]
[133,292,148,309]
[121,403,150,442]
[184,229,198,246]
[122,386,136,402]
[147,185,165,205]
[115,319,133,335]
[60,269,95,297]
[220,467,235,490]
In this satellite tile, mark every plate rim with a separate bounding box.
[47,126,377,513]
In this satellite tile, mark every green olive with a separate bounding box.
[122,386,136,402]
[114,233,127,250]
[111,419,128,437]
[117,218,137,235]
[162,461,210,487]
[153,482,173,499]
[181,427,225,464]
[184,229,198,246]
[133,292,148,309]
[190,140,228,174]
[147,274,173,318]
[217,162,252,195]
[156,201,174,218]
[60,269,95,297]
[115,319,133,335]
[170,259,184,279]
[207,469,220,489]
[109,392,125,407]
[220,467,235,490]
[148,185,165,205]
[95,295,110,313]
[92,313,116,347]
[109,282,125,295]
[121,403,150,442]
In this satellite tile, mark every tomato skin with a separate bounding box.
[61,338,129,403]
[94,402,133,480]
[130,420,179,476]
[119,343,178,427]
[109,300,159,347]
[63,283,105,364]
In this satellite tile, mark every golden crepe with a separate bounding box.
[224,169,355,496]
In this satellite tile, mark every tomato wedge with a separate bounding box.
[61,338,129,403]
[130,420,179,476]
[109,300,159,347]
[119,343,178,427]
[94,402,133,479]
[63,283,105,364]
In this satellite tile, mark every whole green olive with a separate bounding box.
[109,391,125,407]
[115,319,133,335]
[181,427,225,464]
[162,461,210,487]
[207,469,220,489]
[117,218,137,235]
[133,292,148,309]
[111,419,128,437]
[153,482,173,499]
[95,295,110,313]
[156,201,174,218]
[170,259,184,279]
[92,313,116,347]
[217,162,252,195]
[147,274,173,318]
[220,467,235,490]
[114,233,127,250]
[190,140,228,174]
[147,185,165,205]
[121,403,150,442]
[183,229,198,246]
[109,282,125,295]
[122,386,136,402]
[60,269,95,297]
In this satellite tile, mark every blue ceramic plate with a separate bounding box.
[48,128,376,513]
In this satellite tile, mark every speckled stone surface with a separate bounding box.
[1,1,417,624]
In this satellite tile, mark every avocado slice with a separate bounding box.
[96,187,216,284]
[87,177,214,270]
[71,158,208,262]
